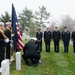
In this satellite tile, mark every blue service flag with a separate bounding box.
[11,4,18,51]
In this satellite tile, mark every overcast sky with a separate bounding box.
[0,0,75,21]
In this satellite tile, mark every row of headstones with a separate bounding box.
[0,52,21,75]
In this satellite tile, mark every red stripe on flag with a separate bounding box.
[16,23,24,50]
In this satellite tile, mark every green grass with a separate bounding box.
[5,40,75,75]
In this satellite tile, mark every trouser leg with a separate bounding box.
[66,41,69,52]
[47,42,50,52]
[32,53,40,65]
[54,41,56,52]
[0,47,5,67]
[6,44,10,59]
[73,42,75,53]
[22,54,30,65]
[56,41,59,52]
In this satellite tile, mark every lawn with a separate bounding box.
[9,40,75,75]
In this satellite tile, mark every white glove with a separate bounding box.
[11,34,15,37]
[4,38,9,43]
[10,40,13,43]
[10,43,13,47]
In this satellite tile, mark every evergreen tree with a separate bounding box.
[0,12,10,24]
[19,7,33,31]
[35,6,50,28]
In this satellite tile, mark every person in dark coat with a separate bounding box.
[62,27,70,53]
[44,28,52,52]
[53,27,60,52]
[22,38,40,66]
[0,22,9,67]
[35,39,42,64]
[71,27,75,53]
[5,22,12,59]
[36,28,43,52]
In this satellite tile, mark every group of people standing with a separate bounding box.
[0,20,75,67]
[0,22,14,68]
[36,26,75,53]
[22,26,75,67]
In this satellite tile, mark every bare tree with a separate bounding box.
[49,21,57,32]
[60,15,74,32]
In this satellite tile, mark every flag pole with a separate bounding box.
[10,26,14,62]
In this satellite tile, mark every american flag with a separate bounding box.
[16,23,24,50]
[12,4,24,51]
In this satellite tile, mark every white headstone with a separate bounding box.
[16,52,21,71]
[1,59,10,75]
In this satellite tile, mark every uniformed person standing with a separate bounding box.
[44,27,52,52]
[71,27,75,53]
[62,27,70,53]
[0,22,9,67]
[5,22,12,59]
[36,28,43,52]
[53,27,60,52]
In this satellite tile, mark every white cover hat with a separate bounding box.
[6,22,11,25]
[0,22,4,26]
[30,37,37,41]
